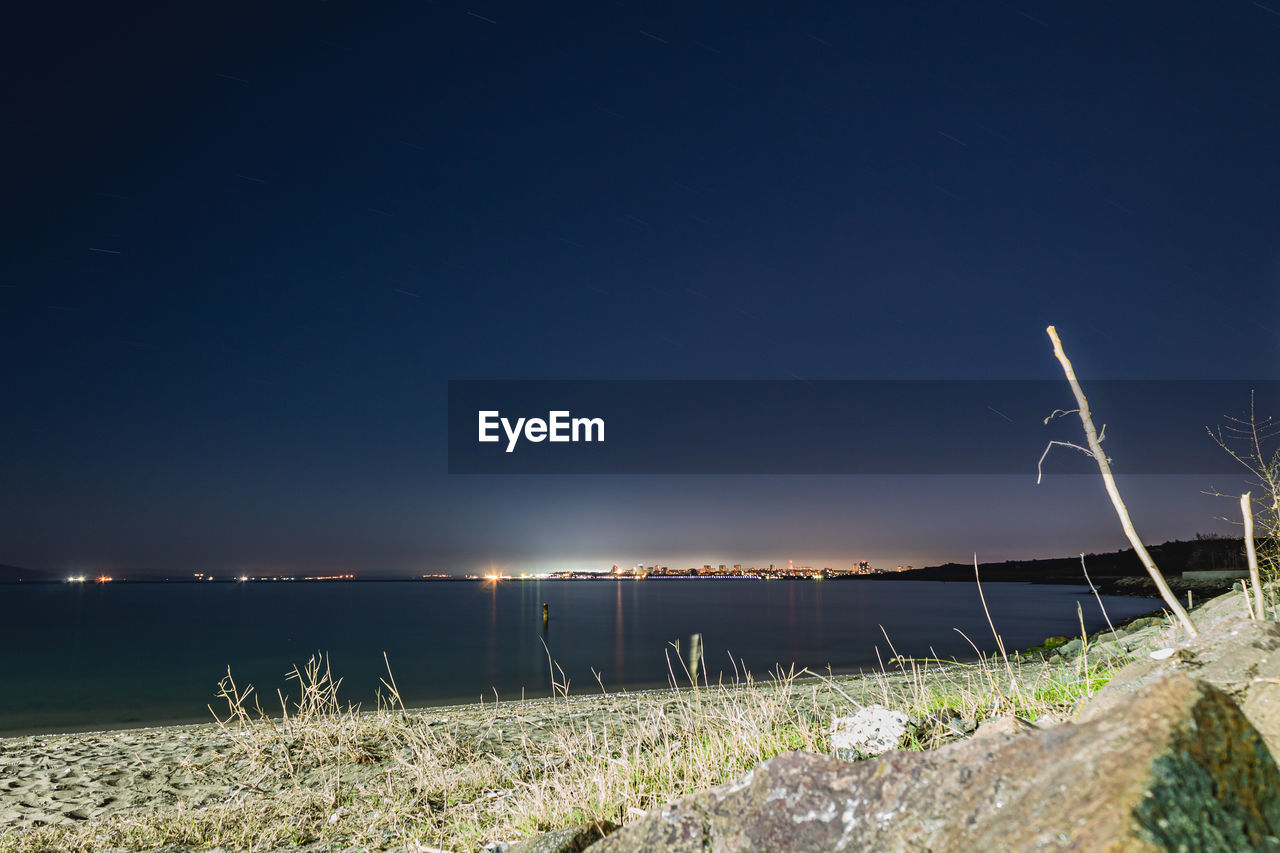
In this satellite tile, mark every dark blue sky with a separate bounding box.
[3,2,1277,576]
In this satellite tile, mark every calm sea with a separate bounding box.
[0,579,1161,736]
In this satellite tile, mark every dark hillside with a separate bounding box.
[863,537,1246,586]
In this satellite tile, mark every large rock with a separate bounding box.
[589,674,1280,852]
[1080,616,1280,758]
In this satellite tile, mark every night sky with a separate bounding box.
[4,2,1278,577]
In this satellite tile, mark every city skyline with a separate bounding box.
[12,492,1242,581]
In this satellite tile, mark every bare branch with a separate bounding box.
[1243,492,1265,620]
[1208,390,1280,542]
[1045,325,1196,637]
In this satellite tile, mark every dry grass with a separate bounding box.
[886,645,1127,751]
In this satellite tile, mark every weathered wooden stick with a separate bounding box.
[1242,492,1265,620]
[1046,326,1197,636]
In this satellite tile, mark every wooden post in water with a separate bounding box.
[542,603,549,627]
[689,633,703,685]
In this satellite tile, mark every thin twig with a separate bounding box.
[1079,554,1117,640]
[1036,440,1096,485]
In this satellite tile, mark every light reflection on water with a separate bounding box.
[0,579,1161,735]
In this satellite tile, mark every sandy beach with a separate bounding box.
[0,675,890,830]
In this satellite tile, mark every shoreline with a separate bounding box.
[0,594,1189,851]
[0,579,1168,742]
[0,583,1175,741]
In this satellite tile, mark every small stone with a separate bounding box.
[505,820,617,853]
[973,716,1038,741]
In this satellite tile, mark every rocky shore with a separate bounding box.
[589,585,1280,852]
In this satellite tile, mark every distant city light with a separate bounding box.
[529,560,898,581]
